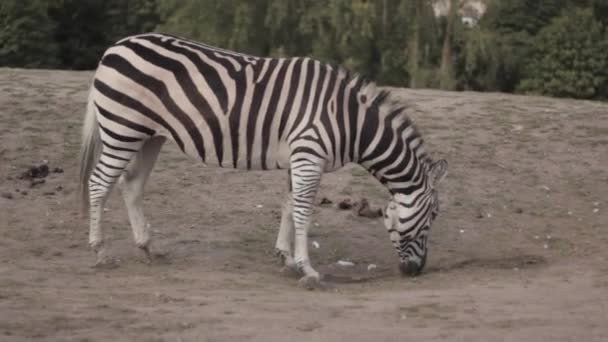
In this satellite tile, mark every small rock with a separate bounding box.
[367,264,377,271]
[356,198,382,218]
[20,190,28,195]
[256,204,264,208]
[30,179,45,188]
[567,211,573,215]
[337,198,353,210]
[55,185,63,192]
[1,192,13,200]
[541,185,550,191]
[459,229,465,234]
[476,213,484,219]
[543,243,549,249]
[593,202,600,207]
[52,167,63,173]
[337,260,355,267]
[534,235,540,240]
[43,191,56,196]
[515,208,524,214]
[593,208,599,214]
[312,241,320,249]
[19,164,50,180]
[318,197,333,206]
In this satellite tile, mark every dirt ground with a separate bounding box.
[0,68,607,341]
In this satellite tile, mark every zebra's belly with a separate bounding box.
[180,138,292,171]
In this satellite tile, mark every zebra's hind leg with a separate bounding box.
[88,144,142,268]
[275,193,297,272]
[275,169,297,271]
[118,136,166,263]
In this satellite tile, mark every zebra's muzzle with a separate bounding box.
[399,253,427,276]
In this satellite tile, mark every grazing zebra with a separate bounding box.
[79,33,448,286]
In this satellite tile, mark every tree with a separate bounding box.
[0,0,59,68]
[439,0,459,90]
[519,8,608,99]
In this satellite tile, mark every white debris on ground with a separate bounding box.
[255,204,263,208]
[367,264,377,271]
[459,229,465,234]
[336,260,355,267]
[312,241,320,249]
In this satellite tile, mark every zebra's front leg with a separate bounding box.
[290,160,324,288]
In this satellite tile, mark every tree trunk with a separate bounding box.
[439,0,458,90]
[409,0,423,88]
[382,0,388,36]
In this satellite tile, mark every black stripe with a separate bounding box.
[94,167,119,180]
[102,151,130,162]
[94,79,185,152]
[100,53,206,160]
[292,146,323,159]
[335,77,347,165]
[229,72,247,168]
[278,59,302,140]
[98,122,143,143]
[246,59,278,169]
[260,60,289,169]
[102,140,137,153]
[318,69,337,164]
[95,103,155,136]
[98,159,123,170]
[348,78,364,162]
[289,59,316,141]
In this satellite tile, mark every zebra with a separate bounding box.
[79,32,448,286]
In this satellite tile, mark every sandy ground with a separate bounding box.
[0,68,607,341]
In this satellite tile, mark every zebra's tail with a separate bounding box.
[78,86,102,215]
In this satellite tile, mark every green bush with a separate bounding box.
[519,8,608,99]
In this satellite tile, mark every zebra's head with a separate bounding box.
[383,159,448,276]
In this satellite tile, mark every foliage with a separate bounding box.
[519,8,608,99]
[0,0,59,68]
[1,0,607,100]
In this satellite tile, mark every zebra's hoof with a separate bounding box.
[298,274,324,290]
[276,249,297,269]
[91,257,120,270]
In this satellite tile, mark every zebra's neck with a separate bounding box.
[352,86,430,195]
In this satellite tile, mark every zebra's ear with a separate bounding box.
[429,159,448,189]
